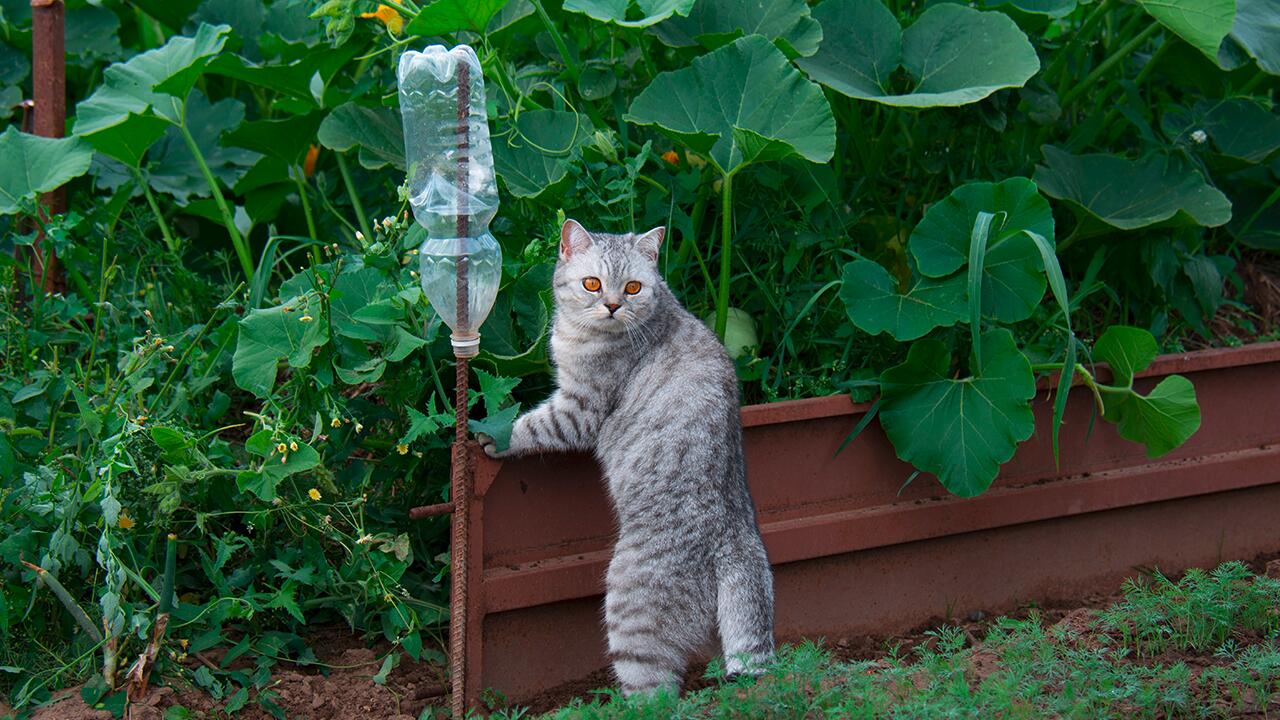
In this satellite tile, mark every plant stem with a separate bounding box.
[178,124,254,282]
[293,167,323,266]
[1044,0,1112,88]
[715,172,734,340]
[530,0,580,81]
[336,152,374,241]
[133,168,177,252]
[1060,23,1161,109]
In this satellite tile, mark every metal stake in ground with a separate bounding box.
[449,59,472,720]
[29,0,65,292]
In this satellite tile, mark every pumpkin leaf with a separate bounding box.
[564,0,694,28]
[839,260,966,341]
[317,102,405,170]
[878,329,1036,497]
[1134,0,1235,62]
[1100,375,1202,458]
[797,0,1039,107]
[910,177,1052,323]
[492,110,590,198]
[0,128,93,215]
[1094,325,1159,388]
[1033,145,1232,235]
[402,0,509,36]
[625,35,834,176]
[1216,0,1279,74]
[653,0,822,57]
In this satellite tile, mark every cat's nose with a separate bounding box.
[605,303,621,315]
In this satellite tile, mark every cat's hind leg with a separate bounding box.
[604,551,707,696]
[716,552,775,678]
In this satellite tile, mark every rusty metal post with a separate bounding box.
[447,59,473,720]
[29,0,66,292]
[406,53,484,719]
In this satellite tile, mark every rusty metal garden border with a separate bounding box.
[428,341,1280,706]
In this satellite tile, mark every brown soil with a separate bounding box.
[13,553,1280,719]
[21,627,450,720]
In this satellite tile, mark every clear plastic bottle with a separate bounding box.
[398,44,502,357]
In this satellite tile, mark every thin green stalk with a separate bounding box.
[293,167,323,266]
[178,124,254,281]
[336,152,374,241]
[715,172,734,340]
[1043,0,1112,87]
[132,169,177,252]
[530,0,581,81]
[1060,23,1161,109]
[1096,36,1174,137]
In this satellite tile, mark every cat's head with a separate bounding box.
[553,219,666,333]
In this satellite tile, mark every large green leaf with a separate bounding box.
[978,0,1077,17]
[1094,325,1158,386]
[909,178,1051,323]
[796,0,1039,108]
[0,41,31,86]
[146,92,259,204]
[839,260,966,341]
[1094,326,1200,458]
[66,6,123,65]
[0,128,93,215]
[653,0,822,57]
[1135,0,1235,61]
[317,102,405,171]
[1033,145,1232,234]
[878,329,1036,497]
[73,24,231,168]
[493,110,590,198]
[403,0,508,36]
[232,301,329,398]
[565,0,694,27]
[223,112,324,165]
[1216,0,1279,74]
[1164,98,1280,164]
[625,35,834,175]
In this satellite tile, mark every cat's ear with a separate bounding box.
[560,219,592,259]
[635,226,665,262]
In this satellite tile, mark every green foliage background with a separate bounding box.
[0,0,1277,712]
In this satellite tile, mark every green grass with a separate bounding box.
[494,562,1280,719]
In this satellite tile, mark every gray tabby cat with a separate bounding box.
[479,219,774,695]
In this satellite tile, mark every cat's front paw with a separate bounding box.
[476,433,507,459]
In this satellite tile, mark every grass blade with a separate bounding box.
[836,397,881,457]
[967,211,996,366]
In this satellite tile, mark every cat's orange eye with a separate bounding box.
[624,281,642,295]
[582,277,602,292]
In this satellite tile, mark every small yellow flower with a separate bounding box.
[354,422,364,433]
[276,442,288,454]
[359,4,404,35]
[308,488,322,501]
[396,444,409,455]
[299,314,314,323]
[290,441,298,452]
[331,417,342,428]
[118,511,135,530]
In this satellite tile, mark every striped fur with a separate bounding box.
[480,219,775,695]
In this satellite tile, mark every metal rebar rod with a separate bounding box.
[448,58,472,720]
[30,0,65,293]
